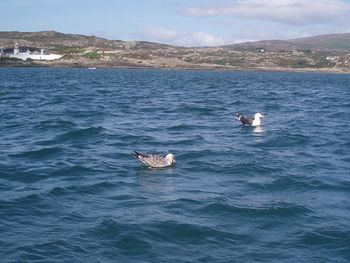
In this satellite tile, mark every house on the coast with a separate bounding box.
[0,43,62,61]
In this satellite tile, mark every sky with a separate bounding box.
[1,0,350,47]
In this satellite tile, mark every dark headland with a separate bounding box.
[1,31,350,73]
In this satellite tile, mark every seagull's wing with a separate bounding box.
[134,152,168,168]
[144,155,169,168]
[240,116,254,126]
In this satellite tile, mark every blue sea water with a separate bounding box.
[0,67,349,262]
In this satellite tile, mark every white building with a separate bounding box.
[1,43,63,61]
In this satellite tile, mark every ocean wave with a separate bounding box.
[34,119,77,131]
[255,131,311,148]
[198,201,311,218]
[9,146,63,159]
[55,126,105,141]
[146,220,227,242]
[47,181,117,197]
[247,175,325,192]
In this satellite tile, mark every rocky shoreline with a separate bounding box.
[1,58,349,75]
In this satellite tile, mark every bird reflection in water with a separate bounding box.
[253,126,265,142]
[253,126,264,134]
[136,168,175,195]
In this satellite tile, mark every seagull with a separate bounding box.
[132,151,176,168]
[235,112,264,126]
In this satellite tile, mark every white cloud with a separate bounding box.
[136,28,225,47]
[184,0,350,26]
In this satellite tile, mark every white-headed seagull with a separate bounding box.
[235,112,264,126]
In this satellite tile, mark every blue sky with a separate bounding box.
[1,0,350,46]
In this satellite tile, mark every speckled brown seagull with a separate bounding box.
[133,151,176,168]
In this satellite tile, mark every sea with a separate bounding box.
[0,67,349,262]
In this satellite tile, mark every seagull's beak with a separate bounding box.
[261,114,265,117]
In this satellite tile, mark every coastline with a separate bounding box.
[1,60,349,75]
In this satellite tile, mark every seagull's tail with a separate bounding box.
[235,113,241,120]
[132,151,140,158]
[132,151,146,159]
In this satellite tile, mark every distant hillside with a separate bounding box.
[226,33,350,52]
[289,33,350,51]
[0,31,118,49]
[225,40,296,52]
[0,31,174,51]
[1,30,350,52]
